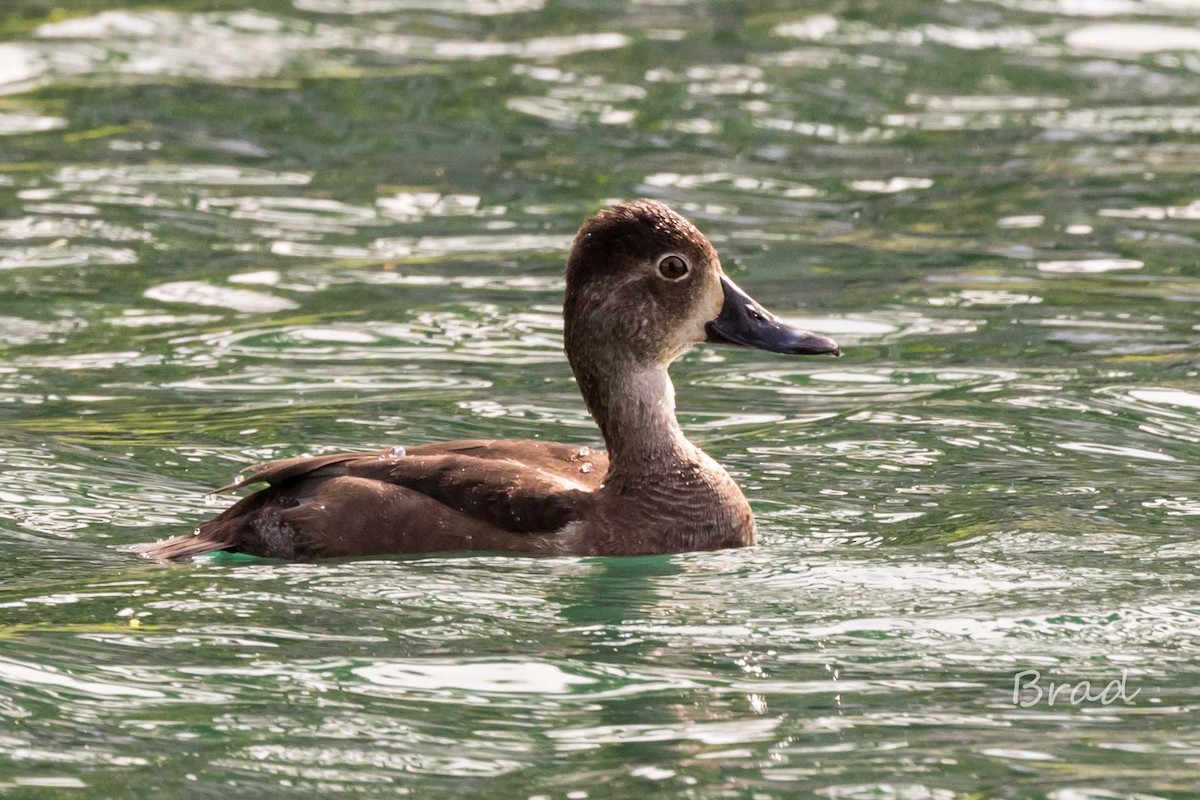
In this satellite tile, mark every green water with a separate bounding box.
[1,0,1198,796]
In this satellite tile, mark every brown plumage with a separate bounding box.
[138,200,839,561]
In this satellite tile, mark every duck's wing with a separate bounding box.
[137,439,607,560]
[219,439,606,493]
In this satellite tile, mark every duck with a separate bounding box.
[137,199,839,560]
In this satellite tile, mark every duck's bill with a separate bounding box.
[705,275,841,356]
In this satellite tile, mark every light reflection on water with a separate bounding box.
[1,0,1199,797]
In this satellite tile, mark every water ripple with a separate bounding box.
[144,281,299,313]
[295,0,545,13]
[271,232,571,260]
[0,244,137,270]
[28,10,630,88]
[54,164,310,186]
[0,112,66,135]
[161,369,490,394]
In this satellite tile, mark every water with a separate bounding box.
[1,0,1198,796]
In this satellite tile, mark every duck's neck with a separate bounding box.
[573,356,694,471]
[568,353,756,554]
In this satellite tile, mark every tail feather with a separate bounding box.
[134,529,235,561]
[136,488,297,561]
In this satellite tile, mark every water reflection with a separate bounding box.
[0,112,66,135]
[0,243,137,270]
[296,0,546,13]
[145,281,299,312]
[18,9,631,89]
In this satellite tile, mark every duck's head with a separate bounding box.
[564,199,840,372]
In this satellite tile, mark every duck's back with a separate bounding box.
[138,439,607,560]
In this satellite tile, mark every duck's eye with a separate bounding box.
[657,254,689,280]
